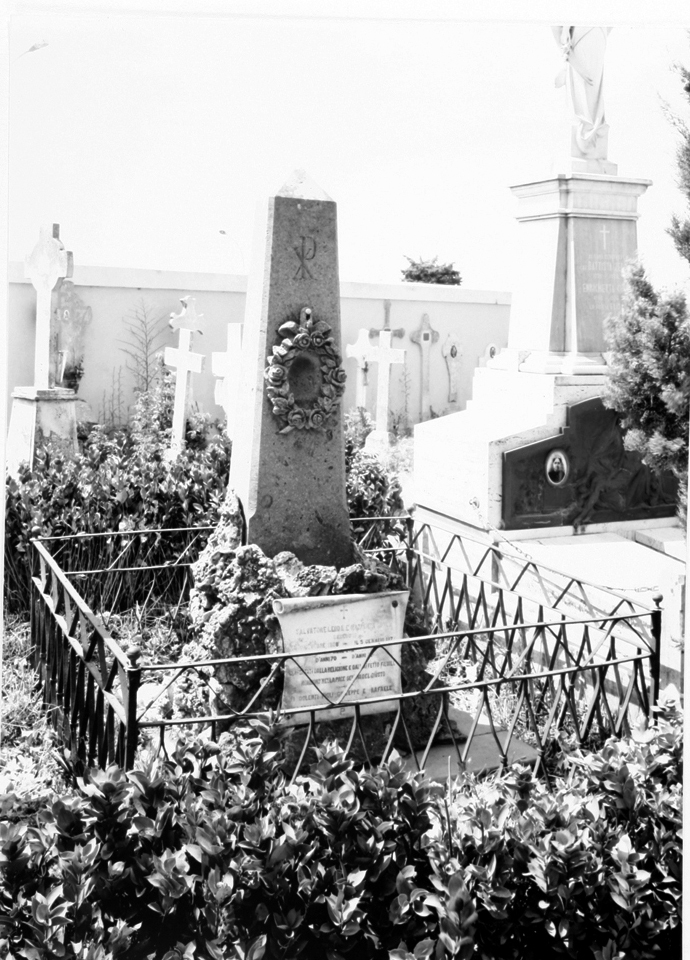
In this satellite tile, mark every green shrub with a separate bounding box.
[4,369,231,612]
[0,709,681,960]
[344,409,406,553]
[5,374,408,611]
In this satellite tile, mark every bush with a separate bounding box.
[345,409,404,523]
[4,369,232,612]
[0,708,681,960]
[345,414,406,551]
[603,263,689,519]
[401,257,462,286]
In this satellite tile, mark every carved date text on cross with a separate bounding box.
[294,235,316,280]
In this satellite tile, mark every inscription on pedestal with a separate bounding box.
[274,591,408,723]
[574,218,637,352]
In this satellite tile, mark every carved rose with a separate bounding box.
[293,332,311,349]
[265,363,287,387]
[286,408,307,429]
[311,332,325,348]
[331,367,347,386]
[308,409,326,428]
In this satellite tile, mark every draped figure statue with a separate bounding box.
[553,25,612,159]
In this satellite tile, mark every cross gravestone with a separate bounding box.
[346,328,373,410]
[369,299,404,341]
[411,313,439,421]
[442,333,463,403]
[211,323,243,438]
[363,329,406,454]
[229,169,354,568]
[25,224,74,389]
[6,225,80,477]
[164,297,205,457]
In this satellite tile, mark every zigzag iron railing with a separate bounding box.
[29,518,662,777]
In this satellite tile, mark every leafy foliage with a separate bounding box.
[401,257,462,286]
[344,411,404,520]
[344,410,406,552]
[603,265,690,513]
[604,58,690,517]
[0,707,681,960]
[668,64,690,265]
[4,368,231,612]
[604,264,690,475]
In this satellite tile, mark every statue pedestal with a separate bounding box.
[413,169,677,536]
[6,387,80,477]
[504,171,650,375]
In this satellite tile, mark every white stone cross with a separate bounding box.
[212,323,243,438]
[25,224,73,389]
[345,328,373,409]
[600,223,610,249]
[411,313,439,420]
[365,330,405,449]
[442,333,463,403]
[164,297,205,456]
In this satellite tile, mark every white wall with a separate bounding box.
[7,262,510,432]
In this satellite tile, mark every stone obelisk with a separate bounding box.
[229,170,354,568]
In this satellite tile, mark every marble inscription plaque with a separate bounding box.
[274,590,409,724]
[573,218,637,352]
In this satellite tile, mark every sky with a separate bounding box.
[6,3,690,295]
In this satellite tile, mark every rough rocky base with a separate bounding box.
[178,490,444,768]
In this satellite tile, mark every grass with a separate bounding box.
[0,613,66,804]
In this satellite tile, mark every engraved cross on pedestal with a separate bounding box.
[25,224,73,389]
[411,313,439,421]
[212,323,243,438]
[164,297,205,457]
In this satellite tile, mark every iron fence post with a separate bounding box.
[490,534,502,594]
[649,593,663,716]
[405,514,415,588]
[124,646,141,770]
[29,541,37,670]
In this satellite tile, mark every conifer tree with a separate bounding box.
[604,63,690,513]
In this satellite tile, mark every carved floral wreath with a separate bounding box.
[264,307,347,434]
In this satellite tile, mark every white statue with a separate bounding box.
[553,25,611,159]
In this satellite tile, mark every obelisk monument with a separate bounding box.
[230,171,354,567]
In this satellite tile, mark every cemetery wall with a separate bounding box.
[7,263,510,431]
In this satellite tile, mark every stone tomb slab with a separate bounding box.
[273,591,408,724]
[502,396,677,530]
[402,706,539,780]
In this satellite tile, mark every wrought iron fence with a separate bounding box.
[29,517,661,779]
